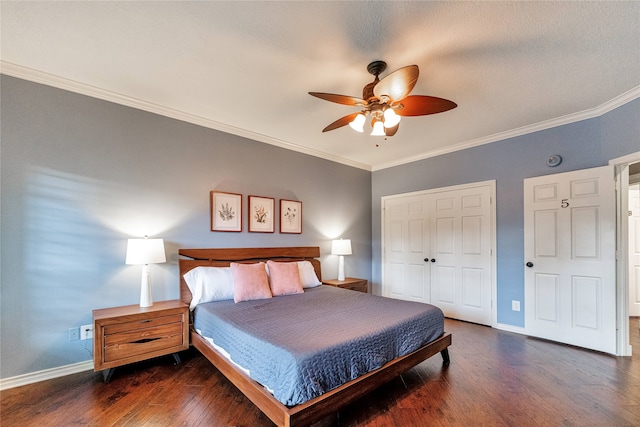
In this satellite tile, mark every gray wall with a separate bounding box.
[372,98,640,327]
[2,74,637,380]
[0,76,372,379]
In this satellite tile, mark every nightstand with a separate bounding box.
[322,277,368,293]
[93,300,189,382]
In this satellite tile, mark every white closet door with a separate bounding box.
[383,195,431,304]
[430,185,493,325]
[382,182,494,326]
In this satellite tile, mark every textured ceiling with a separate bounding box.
[1,1,639,170]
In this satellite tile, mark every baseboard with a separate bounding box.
[494,322,527,334]
[0,360,94,391]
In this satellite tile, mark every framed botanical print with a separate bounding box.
[249,195,275,233]
[210,191,242,232]
[280,199,302,234]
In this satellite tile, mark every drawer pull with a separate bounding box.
[132,337,161,344]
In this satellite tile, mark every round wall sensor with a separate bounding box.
[547,155,562,167]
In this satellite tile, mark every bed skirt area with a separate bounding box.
[191,328,451,427]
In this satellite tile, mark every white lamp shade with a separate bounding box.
[331,239,352,256]
[125,238,166,265]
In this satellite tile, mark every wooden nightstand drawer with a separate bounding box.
[93,300,189,379]
[104,322,184,363]
[322,278,368,293]
[340,283,367,292]
[103,313,184,335]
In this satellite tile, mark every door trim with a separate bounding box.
[611,150,640,356]
[381,180,497,327]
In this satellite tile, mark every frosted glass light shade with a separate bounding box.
[371,120,385,136]
[348,113,366,132]
[383,108,401,128]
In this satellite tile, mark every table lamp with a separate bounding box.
[331,239,352,281]
[125,236,166,307]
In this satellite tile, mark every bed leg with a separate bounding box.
[441,349,450,366]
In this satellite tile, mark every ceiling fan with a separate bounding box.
[309,61,457,137]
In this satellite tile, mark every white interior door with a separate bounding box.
[524,165,616,354]
[382,182,494,326]
[430,185,493,325]
[629,183,640,317]
[383,195,431,303]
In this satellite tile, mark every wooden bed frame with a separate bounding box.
[178,246,451,427]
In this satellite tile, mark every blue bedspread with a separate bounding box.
[194,285,444,406]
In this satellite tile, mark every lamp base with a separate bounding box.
[140,264,153,308]
[338,255,346,281]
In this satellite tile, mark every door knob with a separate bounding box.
[424,258,429,262]
[431,258,436,263]
[526,262,534,268]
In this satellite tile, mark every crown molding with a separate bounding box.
[0,61,371,171]
[372,85,640,171]
[3,61,636,173]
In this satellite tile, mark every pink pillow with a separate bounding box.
[231,262,272,303]
[267,260,304,296]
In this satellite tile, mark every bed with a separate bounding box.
[179,246,451,427]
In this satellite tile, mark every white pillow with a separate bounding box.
[297,261,322,288]
[183,266,234,310]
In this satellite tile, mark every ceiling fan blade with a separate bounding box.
[385,123,399,136]
[373,65,419,101]
[322,112,361,132]
[309,92,367,106]
[395,95,457,116]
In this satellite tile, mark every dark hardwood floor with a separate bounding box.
[2,318,639,426]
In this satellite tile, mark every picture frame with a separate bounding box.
[280,199,302,234]
[210,191,242,232]
[248,195,275,233]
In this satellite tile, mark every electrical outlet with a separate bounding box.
[512,300,521,312]
[80,324,93,340]
[69,327,80,341]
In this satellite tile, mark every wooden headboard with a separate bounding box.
[178,246,322,305]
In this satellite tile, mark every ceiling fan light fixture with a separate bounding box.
[309,61,456,138]
[349,113,366,132]
[383,108,401,128]
[371,120,385,136]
